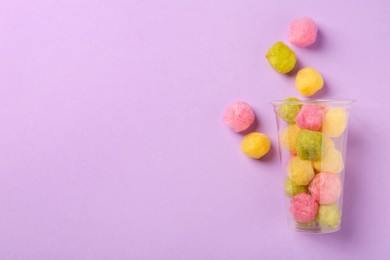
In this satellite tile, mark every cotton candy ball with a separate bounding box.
[289,193,319,223]
[288,17,318,47]
[265,41,297,74]
[296,104,327,131]
[322,108,349,137]
[284,178,308,198]
[287,156,315,185]
[317,204,342,227]
[282,124,301,154]
[296,129,323,160]
[295,67,324,97]
[309,172,342,204]
[313,148,344,174]
[278,97,302,124]
[240,132,271,159]
[223,101,255,132]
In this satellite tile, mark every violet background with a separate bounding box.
[1,0,389,259]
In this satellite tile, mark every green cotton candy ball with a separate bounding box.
[265,41,297,74]
[296,129,322,160]
[284,178,308,197]
[317,204,341,227]
[278,97,302,124]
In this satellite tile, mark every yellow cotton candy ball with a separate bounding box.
[313,148,344,174]
[322,108,349,137]
[317,204,341,227]
[295,67,324,96]
[322,136,335,151]
[241,132,271,159]
[287,156,315,185]
[282,124,301,154]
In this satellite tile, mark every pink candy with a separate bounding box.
[223,101,255,132]
[289,193,318,222]
[309,172,341,204]
[288,17,318,47]
[295,104,327,131]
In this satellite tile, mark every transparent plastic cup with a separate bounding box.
[271,99,354,234]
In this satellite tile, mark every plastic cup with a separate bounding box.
[271,99,354,234]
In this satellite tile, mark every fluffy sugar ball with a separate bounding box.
[282,124,301,154]
[313,148,344,174]
[296,104,327,131]
[296,67,324,97]
[296,129,323,160]
[287,156,314,185]
[284,178,308,197]
[288,17,318,47]
[240,132,271,159]
[223,101,255,132]
[322,136,335,151]
[278,97,302,124]
[309,172,342,204]
[265,41,297,74]
[289,193,319,223]
[317,204,341,227]
[322,108,349,137]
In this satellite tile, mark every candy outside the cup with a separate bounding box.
[223,101,255,132]
[295,67,324,97]
[265,41,297,74]
[240,132,271,159]
[288,17,318,47]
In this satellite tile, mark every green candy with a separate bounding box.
[296,129,322,160]
[278,97,302,124]
[317,204,341,227]
[265,42,297,74]
[284,178,308,197]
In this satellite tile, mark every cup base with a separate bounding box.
[291,222,341,234]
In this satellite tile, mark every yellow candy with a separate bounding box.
[322,136,335,151]
[287,157,314,185]
[317,204,341,227]
[282,124,301,154]
[241,132,271,159]
[313,147,344,174]
[322,108,348,137]
[295,67,324,96]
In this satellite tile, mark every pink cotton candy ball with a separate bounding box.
[309,172,342,204]
[288,17,318,47]
[295,104,327,131]
[289,193,319,223]
[223,101,255,132]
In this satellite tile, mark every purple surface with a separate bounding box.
[1,0,389,259]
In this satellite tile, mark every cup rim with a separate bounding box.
[270,99,355,106]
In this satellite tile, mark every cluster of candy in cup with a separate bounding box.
[280,100,348,228]
[224,99,348,228]
[223,17,350,230]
